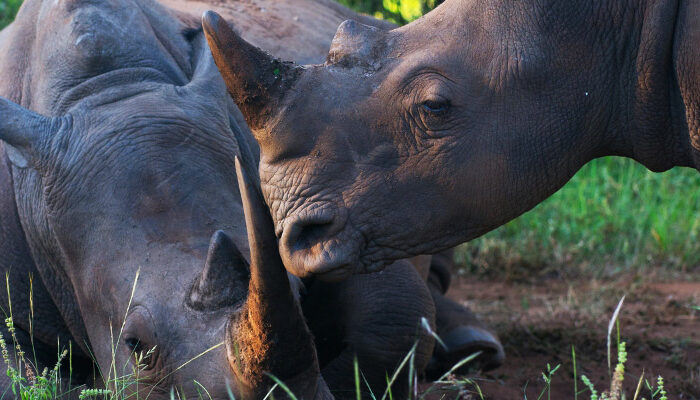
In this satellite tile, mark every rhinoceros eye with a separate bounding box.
[125,335,157,370]
[125,337,144,353]
[421,99,450,115]
[123,307,159,371]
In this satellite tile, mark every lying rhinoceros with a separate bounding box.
[203,0,700,276]
[0,0,439,397]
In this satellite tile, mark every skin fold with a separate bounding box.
[203,0,700,282]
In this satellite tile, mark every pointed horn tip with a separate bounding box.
[210,229,229,247]
[234,155,242,173]
[201,10,223,36]
[188,229,249,311]
[234,157,244,187]
[234,156,251,193]
[202,229,235,279]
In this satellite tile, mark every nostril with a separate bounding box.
[279,206,357,279]
[286,215,335,251]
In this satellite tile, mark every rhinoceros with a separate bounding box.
[0,0,441,397]
[203,3,504,369]
[203,0,699,277]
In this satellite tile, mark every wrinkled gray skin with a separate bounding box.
[205,0,700,280]
[0,0,438,398]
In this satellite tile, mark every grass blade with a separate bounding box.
[355,356,361,400]
[633,370,644,400]
[265,373,299,400]
[572,345,577,400]
[607,295,625,376]
[421,317,447,351]
[380,343,417,400]
[435,351,482,383]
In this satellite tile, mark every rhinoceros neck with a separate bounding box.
[519,0,690,171]
[593,0,694,172]
[428,0,693,171]
[533,0,692,172]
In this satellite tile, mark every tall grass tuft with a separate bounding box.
[1,316,71,400]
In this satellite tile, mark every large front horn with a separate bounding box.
[202,11,300,130]
[0,97,62,168]
[231,157,332,399]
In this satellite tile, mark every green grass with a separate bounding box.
[456,157,700,279]
[2,281,678,399]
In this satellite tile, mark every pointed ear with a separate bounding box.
[0,97,60,168]
[185,34,227,97]
[201,11,300,130]
[327,19,386,70]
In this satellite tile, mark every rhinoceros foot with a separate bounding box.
[426,285,505,378]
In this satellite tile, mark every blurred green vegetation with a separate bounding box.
[0,0,436,28]
[0,0,21,29]
[456,158,700,279]
[338,0,443,25]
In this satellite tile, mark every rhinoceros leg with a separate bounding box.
[302,260,435,399]
[425,249,505,376]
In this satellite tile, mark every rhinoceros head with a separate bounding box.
[0,0,324,397]
[202,1,632,280]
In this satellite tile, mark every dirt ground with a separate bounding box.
[431,272,700,399]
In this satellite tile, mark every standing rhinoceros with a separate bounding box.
[203,0,699,277]
[0,0,439,397]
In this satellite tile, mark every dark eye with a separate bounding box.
[421,99,450,115]
[125,337,144,353]
[122,307,159,372]
[125,336,156,370]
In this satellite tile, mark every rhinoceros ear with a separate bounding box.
[0,97,59,168]
[185,34,227,97]
[327,19,387,70]
[201,11,300,130]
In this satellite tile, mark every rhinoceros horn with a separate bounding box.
[0,97,63,168]
[231,156,332,399]
[201,11,300,130]
[188,230,250,311]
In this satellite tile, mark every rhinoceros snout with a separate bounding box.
[278,203,361,281]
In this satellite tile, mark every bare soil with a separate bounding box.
[431,273,700,399]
